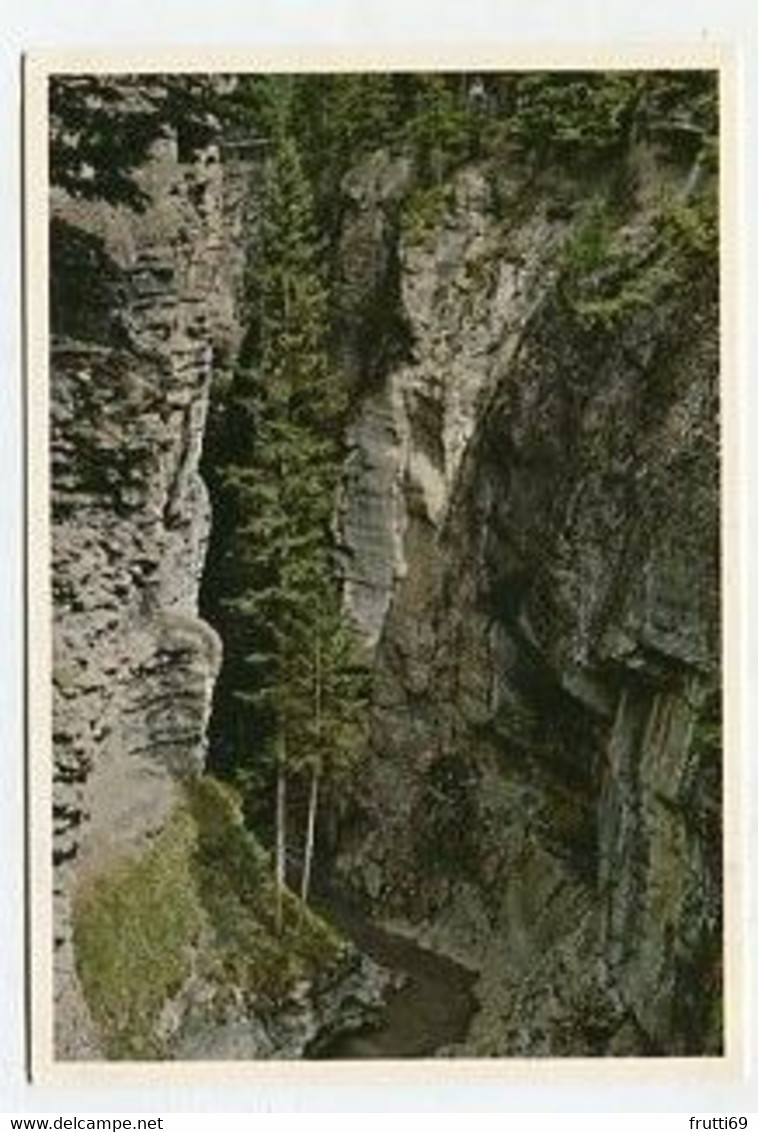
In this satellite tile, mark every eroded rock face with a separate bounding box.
[335,150,721,1055]
[337,159,572,647]
[172,951,391,1060]
[51,131,235,1058]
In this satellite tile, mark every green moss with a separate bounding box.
[400,184,449,244]
[73,775,344,1059]
[653,188,718,260]
[72,807,204,1058]
[569,261,680,329]
[558,200,614,276]
[185,777,343,1006]
[558,187,717,332]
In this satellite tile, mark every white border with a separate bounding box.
[26,43,741,1088]
[5,10,756,1113]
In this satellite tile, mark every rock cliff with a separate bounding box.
[50,113,235,1056]
[335,144,721,1055]
[49,84,392,1061]
[48,73,721,1061]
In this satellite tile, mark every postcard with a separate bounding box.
[23,46,741,1086]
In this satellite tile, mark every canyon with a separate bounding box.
[47,74,721,1059]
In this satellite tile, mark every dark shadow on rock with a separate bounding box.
[50,217,129,346]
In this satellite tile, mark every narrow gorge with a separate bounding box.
[47,71,721,1060]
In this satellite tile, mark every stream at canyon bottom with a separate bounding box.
[311,892,478,1059]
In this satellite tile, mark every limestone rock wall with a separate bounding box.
[337,157,571,647]
[50,130,238,1057]
[335,149,721,1055]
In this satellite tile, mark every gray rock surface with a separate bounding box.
[48,99,721,1060]
[50,130,234,1058]
[50,112,395,1065]
[337,160,571,649]
[172,951,390,1060]
[335,148,721,1055]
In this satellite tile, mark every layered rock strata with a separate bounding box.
[50,128,232,1057]
[336,149,721,1055]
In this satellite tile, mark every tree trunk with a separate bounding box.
[275,735,287,935]
[300,633,322,906]
[300,765,320,905]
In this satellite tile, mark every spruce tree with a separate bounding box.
[403,74,475,183]
[218,83,364,926]
[293,577,369,906]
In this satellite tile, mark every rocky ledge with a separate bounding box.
[173,951,391,1060]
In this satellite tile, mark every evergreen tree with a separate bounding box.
[295,584,369,906]
[402,74,475,183]
[218,84,364,926]
[50,75,220,208]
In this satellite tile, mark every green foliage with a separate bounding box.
[400,73,477,182]
[292,74,398,173]
[209,91,368,880]
[51,70,719,218]
[558,199,615,276]
[72,777,343,1058]
[557,182,718,331]
[505,71,717,169]
[72,806,205,1058]
[508,72,643,158]
[184,778,343,1000]
[222,121,347,732]
[290,602,371,783]
[226,73,401,232]
[227,72,481,218]
[640,71,719,157]
[50,77,156,209]
[652,186,718,260]
[50,75,220,209]
[400,184,450,244]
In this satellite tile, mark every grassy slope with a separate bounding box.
[72,776,344,1058]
